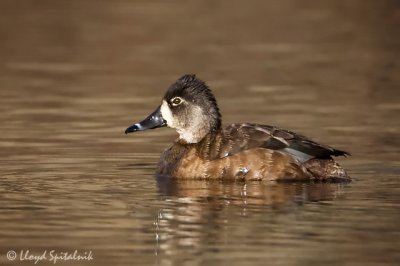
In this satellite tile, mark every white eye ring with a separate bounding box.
[171,97,184,106]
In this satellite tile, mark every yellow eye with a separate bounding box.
[171,97,182,106]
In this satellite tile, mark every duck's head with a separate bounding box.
[125,74,221,143]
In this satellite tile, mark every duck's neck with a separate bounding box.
[177,129,206,144]
[177,118,221,144]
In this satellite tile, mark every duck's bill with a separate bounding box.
[125,106,167,134]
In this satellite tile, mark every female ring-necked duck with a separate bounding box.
[125,74,350,181]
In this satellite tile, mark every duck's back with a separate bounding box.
[157,123,350,181]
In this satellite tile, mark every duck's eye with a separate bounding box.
[171,97,183,106]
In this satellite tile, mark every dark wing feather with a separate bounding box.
[197,123,349,161]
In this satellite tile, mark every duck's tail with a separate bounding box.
[304,158,351,182]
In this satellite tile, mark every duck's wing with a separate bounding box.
[198,123,349,161]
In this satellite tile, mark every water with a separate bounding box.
[0,0,399,265]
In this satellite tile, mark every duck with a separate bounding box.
[125,74,350,181]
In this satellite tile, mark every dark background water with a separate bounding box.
[0,1,399,265]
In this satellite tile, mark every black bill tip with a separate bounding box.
[125,106,166,135]
[125,124,143,134]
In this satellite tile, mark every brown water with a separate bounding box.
[1,1,399,265]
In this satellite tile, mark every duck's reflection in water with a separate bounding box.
[153,177,348,260]
[157,177,346,205]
